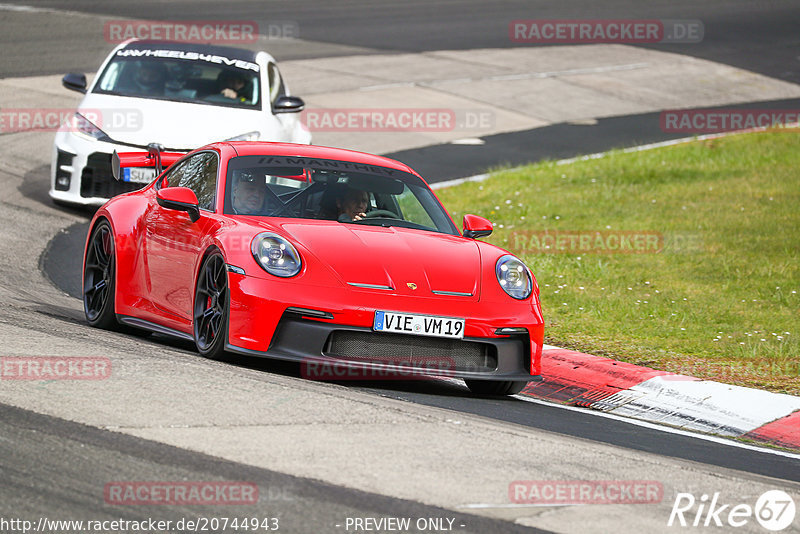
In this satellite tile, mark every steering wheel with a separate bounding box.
[364,209,399,219]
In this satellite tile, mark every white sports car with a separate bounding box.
[50,39,311,207]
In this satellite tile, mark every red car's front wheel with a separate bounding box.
[193,251,230,360]
[83,220,118,330]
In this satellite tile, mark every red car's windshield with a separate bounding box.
[223,155,459,235]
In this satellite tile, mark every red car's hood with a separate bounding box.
[278,222,481,299]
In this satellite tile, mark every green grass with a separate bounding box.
[436,131,800,394]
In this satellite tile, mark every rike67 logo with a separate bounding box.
[668,490,796,531]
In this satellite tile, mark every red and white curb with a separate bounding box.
[520,345,800,451]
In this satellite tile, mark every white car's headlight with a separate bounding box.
[496,255,532,300]
[70,112,107,140]
[251,232,302,277]
[226,131,260,142]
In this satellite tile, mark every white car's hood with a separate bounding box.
[77,93,289,150]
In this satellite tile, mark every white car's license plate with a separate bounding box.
[123,167,157,184]
[373,311,465,339]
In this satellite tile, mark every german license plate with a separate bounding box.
[123,166,157,184]
[373,311,464,339]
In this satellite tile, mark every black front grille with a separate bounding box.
[80,152,145,199]
[323,330,498,372]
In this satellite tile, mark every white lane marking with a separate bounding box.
[486,62,650,82]
[458,503,577,509]
[430,173,490,190]
[450,138,485,145]
[0,3,97,16]
[0,3,40,11]
[513,393,800,460]
[360,82,416,91]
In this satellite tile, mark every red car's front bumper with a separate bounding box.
[226,272,544,382]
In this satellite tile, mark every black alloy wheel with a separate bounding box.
[193,252,229,360]
[83,220,118,329]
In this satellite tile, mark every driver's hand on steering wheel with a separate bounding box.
[338,211,366,222]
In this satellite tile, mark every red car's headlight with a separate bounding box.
[251,232,302,277]
[496,254,533,300]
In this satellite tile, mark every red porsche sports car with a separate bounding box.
[83,142,544,395]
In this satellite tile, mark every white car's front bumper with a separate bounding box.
[49,130,152,207]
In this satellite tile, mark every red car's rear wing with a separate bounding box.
[111,144,185,184]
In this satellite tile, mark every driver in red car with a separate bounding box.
[231,172,267,215]
[337,188,368,221]
[320,184,368,222]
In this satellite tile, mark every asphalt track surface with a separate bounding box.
[3,1,800,531]
[2,0,799,84]
[2,403,543,534]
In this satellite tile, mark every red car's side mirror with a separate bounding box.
[156,187,201,222]
[462,214,493,239]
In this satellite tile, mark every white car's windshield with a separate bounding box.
[224,155,459,235]
[94,51,261,109]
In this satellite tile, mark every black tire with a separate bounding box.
[83,220,119,330]
[193,252,230,360]
[465,379,528,396]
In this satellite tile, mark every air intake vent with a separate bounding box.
[324,331,497,372]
